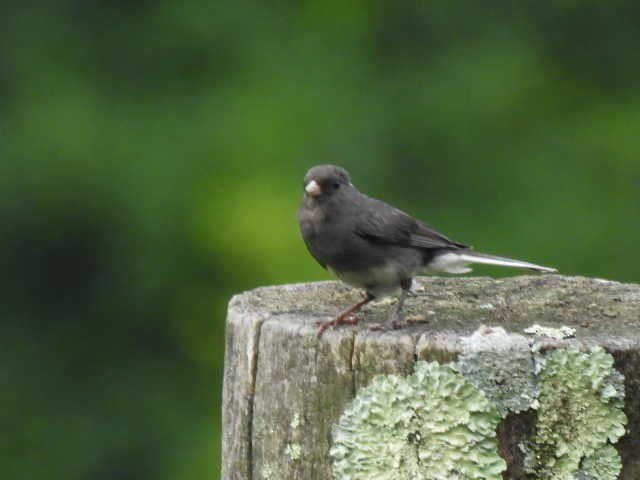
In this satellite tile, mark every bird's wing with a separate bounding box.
[353,196,468,250]
[410,222,469,249]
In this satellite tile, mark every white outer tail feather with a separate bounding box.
[428,251,557,275]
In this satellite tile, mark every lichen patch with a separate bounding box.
[330,361,506,479]
[457,326,537,417]
[524,347,627,479]
[285,443,303,461]
[524,323,576,340]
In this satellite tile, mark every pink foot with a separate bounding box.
[316,314,360,338]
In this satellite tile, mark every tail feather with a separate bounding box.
[428,250,556,274]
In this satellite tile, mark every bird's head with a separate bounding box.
[302,164,352,201]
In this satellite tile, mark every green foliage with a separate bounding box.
[331,361,505,480]
[524,347,627,479]
[2,1,640,478]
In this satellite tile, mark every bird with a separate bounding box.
[297,164,557,338]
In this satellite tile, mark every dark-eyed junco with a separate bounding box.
[297,164,556,337]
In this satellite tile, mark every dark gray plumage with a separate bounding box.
[297,164,556,337]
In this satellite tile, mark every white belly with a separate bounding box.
[328,263,404,298]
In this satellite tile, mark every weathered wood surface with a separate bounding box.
[221,275,640,479]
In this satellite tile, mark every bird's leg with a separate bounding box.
[388,286,409,329]
[317,293,374,338]
[369,279,411,331]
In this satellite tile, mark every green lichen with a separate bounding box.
[285,443,303,461]
[456,326,537,417]
[330,361,506,480]
[524,324,576,340]
[261,463,274,479]
[580,445,623,480]
[290,413,301,429]
[524,347,627,479]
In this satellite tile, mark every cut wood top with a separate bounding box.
[228,275,640,351]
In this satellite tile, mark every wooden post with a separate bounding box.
[221,276,640,480]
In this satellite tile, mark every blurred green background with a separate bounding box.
[2,1,639,479]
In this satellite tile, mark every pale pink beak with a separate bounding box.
[305,180,321,197]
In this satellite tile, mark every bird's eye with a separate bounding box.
[333,182,340,189]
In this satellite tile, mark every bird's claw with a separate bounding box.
[391,320,408,329]
[368,324,386,331]
[316,314,360,338]
[368,318,408,332]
